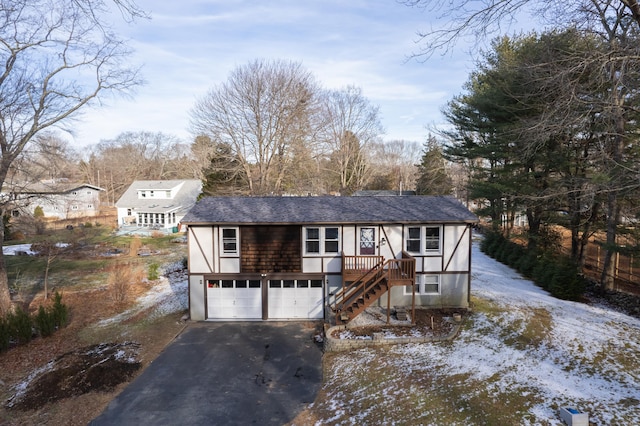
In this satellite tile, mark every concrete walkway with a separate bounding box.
[90,322,323,426]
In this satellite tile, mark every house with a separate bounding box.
[10,181,104,219]
[182,195,478,322]
[115,180,202,232]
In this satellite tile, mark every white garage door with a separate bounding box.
[268,279,324,319]
[207,279,262,319]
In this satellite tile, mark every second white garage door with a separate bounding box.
[268,279,324,319]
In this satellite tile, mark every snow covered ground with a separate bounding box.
[96,261,188,327]
[315,242,640,425]
[84,239,640,424]
[3,244,35,255]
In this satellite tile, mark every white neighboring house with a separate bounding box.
[11,181,104,219]
[115,180,202,231]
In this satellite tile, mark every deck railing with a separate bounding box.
[334,253,416,318]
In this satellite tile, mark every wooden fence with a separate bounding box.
[581,242,640,296]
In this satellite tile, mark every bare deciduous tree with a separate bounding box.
[0,0,142,315]
[190,59,320,195]
[370,139,422,192]
[80,131,189,203]
[319,86,384,195]
[401,0,640,57]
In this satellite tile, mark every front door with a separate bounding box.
[359,227,376,255]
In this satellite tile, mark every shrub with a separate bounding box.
[51,291,69,328]
[8,307,33,345]
[148,263,160,281]
[107,263,142,303]
[0,316,10,351]
[35,305,56,337]
[516,251,538,278]
[532,256,557,291]
[481,231,505,258]
[548,259,586,301]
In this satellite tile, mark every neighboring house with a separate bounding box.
[182,196,478,322]
[115,180,202,231]
[11,181,104,219]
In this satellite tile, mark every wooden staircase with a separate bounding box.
[334,254,415,324]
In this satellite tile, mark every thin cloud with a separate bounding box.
[71,0,473,147]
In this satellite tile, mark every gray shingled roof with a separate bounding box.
[17,182,104,194]
[115,180,202,214]
[181,196,478,225]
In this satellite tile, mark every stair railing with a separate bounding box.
[334,259,385,313]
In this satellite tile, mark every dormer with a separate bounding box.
[137,183,181,200]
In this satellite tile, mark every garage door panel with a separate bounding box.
[268,279,324,320]
[207,279,261,319]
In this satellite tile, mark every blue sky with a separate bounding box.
[69,0,476,148]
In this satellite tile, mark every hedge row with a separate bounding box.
[0,291,69,351]
[480,232,586,301]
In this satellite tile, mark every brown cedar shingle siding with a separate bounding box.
[240,226,301,273]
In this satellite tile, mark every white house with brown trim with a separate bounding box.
[181,196,478,322]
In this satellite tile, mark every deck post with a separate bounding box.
[387,278,391,324]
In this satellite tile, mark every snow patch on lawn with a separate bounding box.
[97,262,187,326]
[319,242,640,425]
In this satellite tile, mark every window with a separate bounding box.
[406,227,421,253]
[425,227,440,251]
[324,227,339,253]
[305,228,320,253]
[405,226,441,253]
[405,274,440,295]
[166,190,172,198]
[140,191,147,198]
[86,191,92,195]
[221,228,238,255]
[304,226,340,255]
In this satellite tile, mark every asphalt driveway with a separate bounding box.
[90,322,323,426]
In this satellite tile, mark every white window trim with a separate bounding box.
[405,225,442,255]
[220,227,239,257]
[303,226,340,256]
[404,274,440,295]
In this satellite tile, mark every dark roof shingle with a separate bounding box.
[181,196,477,225]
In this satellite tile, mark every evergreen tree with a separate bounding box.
[200,143,248,197]
[415,136,452,195]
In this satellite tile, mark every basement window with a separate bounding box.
[406,274,440,295]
